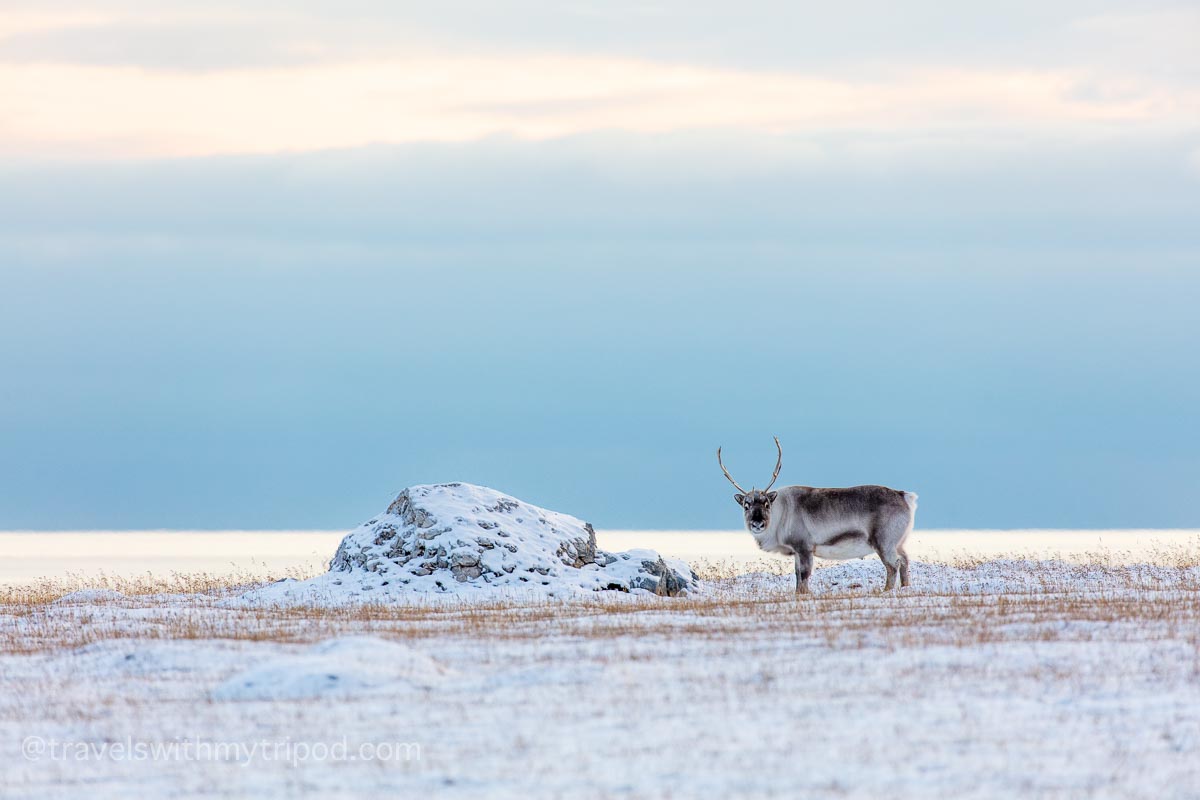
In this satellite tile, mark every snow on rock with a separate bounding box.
[210,636,450,701]
[240,483,697,605]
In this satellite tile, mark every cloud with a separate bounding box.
[2,133,1197,256]
[0,51,1195,159]
[0,8,112,39]
[1070,8,1200,82]
[0,21,340,71]
[0,1,1195,160]
[3,0,1198,76]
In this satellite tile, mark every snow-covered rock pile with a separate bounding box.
[242,483,697,604]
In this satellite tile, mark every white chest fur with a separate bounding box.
[750,526,791,555]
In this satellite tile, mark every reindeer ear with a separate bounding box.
[767,491,778,503]
[733,493,745,505]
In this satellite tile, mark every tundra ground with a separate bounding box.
[2,553,1199,799]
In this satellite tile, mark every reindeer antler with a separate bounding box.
[763,436,783,492]
[716,446,747,494]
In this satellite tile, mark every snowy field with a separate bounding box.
[3,552,1200,799]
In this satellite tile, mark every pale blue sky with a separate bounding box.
[0,2,1197,529]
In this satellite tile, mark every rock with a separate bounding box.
[645,557,688,597]
[254,483,698,602]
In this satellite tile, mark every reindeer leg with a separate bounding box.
[897,546,911,588]
[870,526,899,591]
[793,547,812,595]
[882,560,898,591]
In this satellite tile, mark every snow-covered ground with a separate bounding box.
[2,555,1199,799]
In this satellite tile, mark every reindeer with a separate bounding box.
[718,437,918,594]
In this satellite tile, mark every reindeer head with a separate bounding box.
[717,437,783,533]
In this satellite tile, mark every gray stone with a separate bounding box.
[641,557,688,597]
[450,564,483,582]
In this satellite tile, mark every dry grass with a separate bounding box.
[0,562,323,606]
[2,545,1199,659]
[3,564,1200,659]
[939,538,1200,570]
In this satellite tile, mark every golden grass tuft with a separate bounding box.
[0,561,324,606]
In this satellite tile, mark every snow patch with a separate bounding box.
[53,640,243,678]
[52,588,125,604]
[210,636,448,701]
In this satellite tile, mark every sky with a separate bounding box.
[0,1,1198,530]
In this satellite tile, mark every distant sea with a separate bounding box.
[1,529,1198,585]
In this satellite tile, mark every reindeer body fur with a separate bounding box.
[750,485,918,593]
